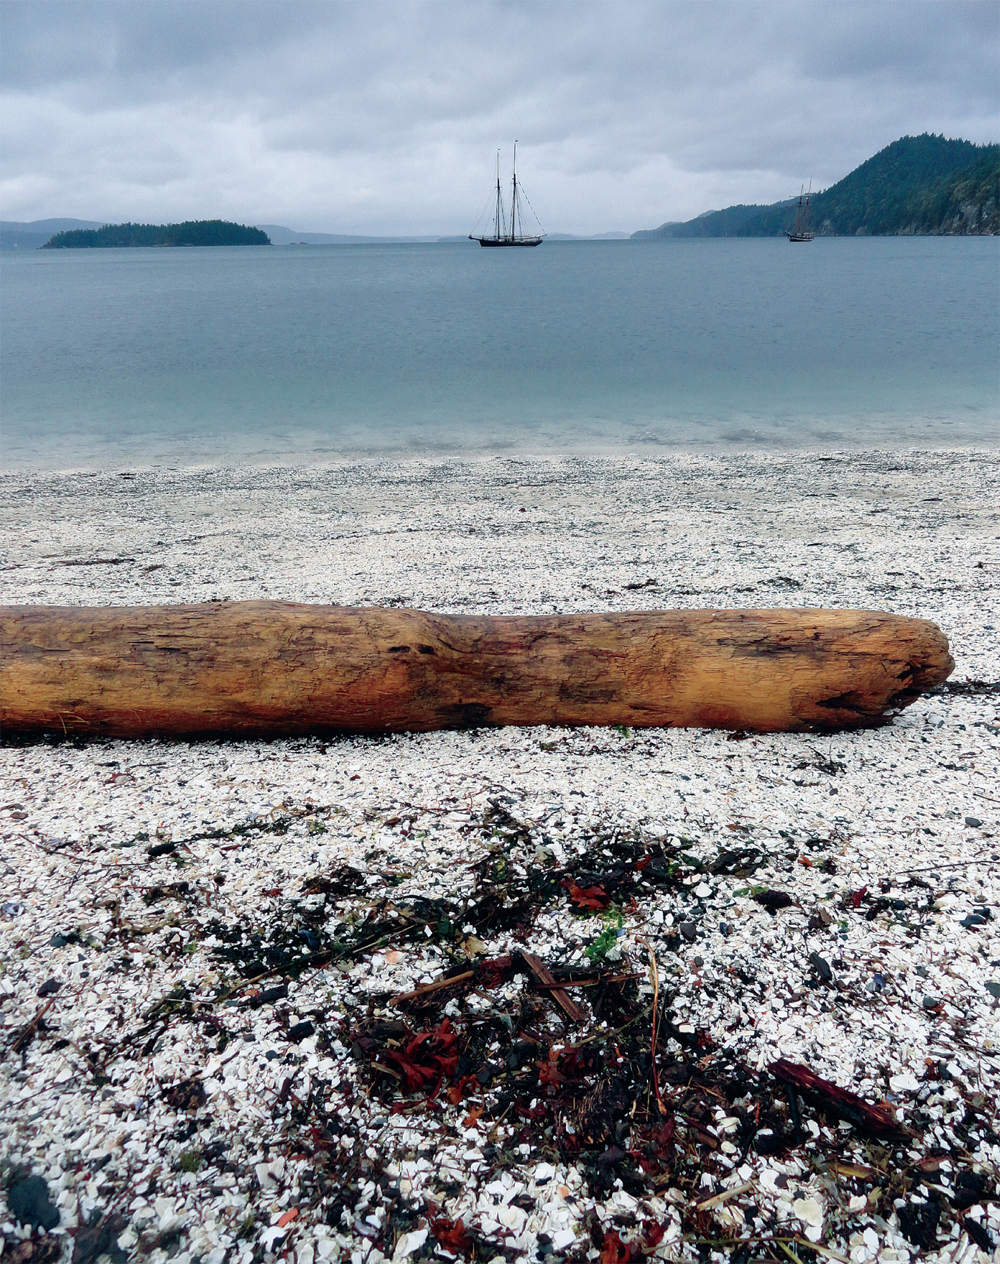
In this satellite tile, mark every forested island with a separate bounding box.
[42,220,270,248]
[634,135,999,239]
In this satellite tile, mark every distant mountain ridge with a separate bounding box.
[259,225,444,244]
[263,225,632,243]
[0,218,106,251]
[633,135,999,239]
[2,219,634,250]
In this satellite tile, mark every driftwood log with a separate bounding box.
[0,602,952,739]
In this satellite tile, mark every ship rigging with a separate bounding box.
[469,142,545,247]
[785,182,815,242]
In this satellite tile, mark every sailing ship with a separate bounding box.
[785,182,815,242]
[469,142,545,247]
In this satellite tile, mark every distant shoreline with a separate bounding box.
[4,232,998,253]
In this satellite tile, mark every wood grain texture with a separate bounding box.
[0,602,953,739]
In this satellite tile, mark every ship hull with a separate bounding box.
[470,236,543,247]
[785,232,815,243]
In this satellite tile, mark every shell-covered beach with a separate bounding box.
[1,448,998,1264]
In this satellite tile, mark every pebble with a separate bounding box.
[6,1174,60,1229]
[808,952,833,982]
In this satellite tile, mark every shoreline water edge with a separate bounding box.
[1,447,999,1264]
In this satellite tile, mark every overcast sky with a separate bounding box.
[2,0,996,236]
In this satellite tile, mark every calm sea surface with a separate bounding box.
[2,238,997,470]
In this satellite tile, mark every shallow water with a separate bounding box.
[2,237,997,469]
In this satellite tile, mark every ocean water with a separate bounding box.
[1,237,996,470]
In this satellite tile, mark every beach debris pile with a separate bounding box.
[2,718,999,1264]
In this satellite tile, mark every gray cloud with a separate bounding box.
[2,0,996,235]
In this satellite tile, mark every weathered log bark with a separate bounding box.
[0,602,952,739]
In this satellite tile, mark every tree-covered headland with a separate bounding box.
[634,135,999,239]
[43,220,271,248]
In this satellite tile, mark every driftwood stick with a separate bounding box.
[390,972,476,1006]
[769,1058,910,1139]
[0,601,952,739]
[520,952,585,1023]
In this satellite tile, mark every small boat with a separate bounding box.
[469,142,545,247]
[786,182,815,242]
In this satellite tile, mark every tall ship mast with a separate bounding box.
[785,181,815,242]
[469,142,545,247]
